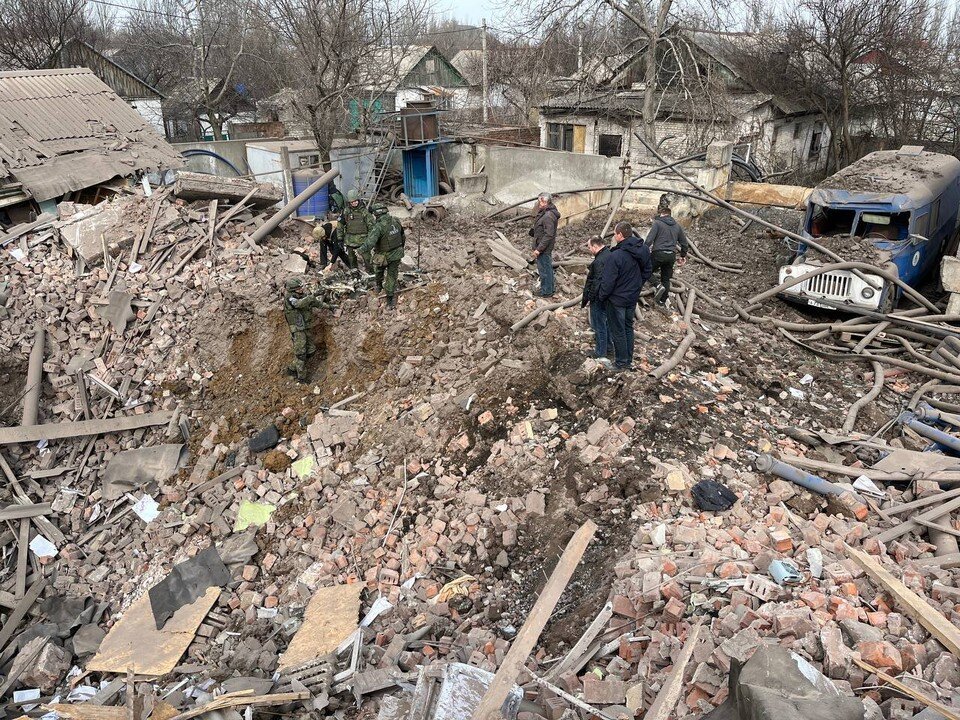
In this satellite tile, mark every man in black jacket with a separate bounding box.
[645,202,689,309]
[530,193,560,297]
[598,222,653,371]
[581,236,610,360]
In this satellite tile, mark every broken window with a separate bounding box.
[808,205,856,236]
[854,211,911,240]
[546,123,574,152]
[808,129,823,160]
[598,134,623,157]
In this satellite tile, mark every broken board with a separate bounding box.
[88,586,218,675]
[873,449,960,475]
[279,583,362,670]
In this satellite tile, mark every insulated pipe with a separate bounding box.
[900,411,960,454]
[21,326,44,426]
[916,403,960,429]
[754,454,845,496]
[251,168,340,243]
[843,361,885,433]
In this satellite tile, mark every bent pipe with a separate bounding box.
[842,361,884,433]
[779,328,960,385]
[747,262,939,315]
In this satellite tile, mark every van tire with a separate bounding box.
[878,284,896,314]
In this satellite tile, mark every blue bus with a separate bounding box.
[778,146,960,311]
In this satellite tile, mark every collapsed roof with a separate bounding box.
[0,68,183,202]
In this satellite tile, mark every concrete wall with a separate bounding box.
[172,139,260,176]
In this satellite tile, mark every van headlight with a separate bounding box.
[862,287,875,299]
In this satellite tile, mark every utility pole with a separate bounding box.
[481,18,489,124]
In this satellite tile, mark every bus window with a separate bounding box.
[808,205,857,236]
[914,211,930,239]
[930,199,940,232]
[854,211,911,240]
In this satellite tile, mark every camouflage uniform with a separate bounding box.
[283,278,327,382]
[336,195,374,271]
[361,205,405,308]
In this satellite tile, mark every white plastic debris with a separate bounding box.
[806,547,823,579]
[853,475,885,499]
[29,535,58,560]
[132,494,160,523]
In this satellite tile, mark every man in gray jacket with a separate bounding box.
[645,202,689,309]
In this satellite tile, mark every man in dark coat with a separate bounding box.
[645,201,689,309]
[530,193,560,297]
[597,221,653,371]
[581,235,611,360]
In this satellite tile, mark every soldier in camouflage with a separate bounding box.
[283,277,328,382]
[360,203,406,309]
[335,189,374,271]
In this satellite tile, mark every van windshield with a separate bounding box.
[808,205,911,241]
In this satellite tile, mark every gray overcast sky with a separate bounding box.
[436,0,501,25]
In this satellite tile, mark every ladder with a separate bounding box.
[359,116,397,207]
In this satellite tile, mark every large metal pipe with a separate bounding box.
[755,454,869,520]
[916,403,960,429]
[21,326,44,426]
[250,168,340,244]
[901,411,960,454]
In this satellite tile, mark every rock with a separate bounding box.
[249,424,280,453]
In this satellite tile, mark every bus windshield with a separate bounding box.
[808,204,911,241]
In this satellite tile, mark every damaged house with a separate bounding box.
[0,67,182,225]
[538,29,830,175]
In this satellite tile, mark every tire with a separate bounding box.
[877,283,896,314]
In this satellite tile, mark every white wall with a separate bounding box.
[130,98,165,138]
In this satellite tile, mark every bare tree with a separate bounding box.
[0,0,88,70]
[262,0,431,159]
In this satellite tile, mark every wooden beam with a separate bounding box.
[165,691,309,720]
[913,553,960,569]
[853,658,960,720]
[874,495,960,543]
[0,503,52,521]
[846,544,960,657]
[0,411,175,445]
[884,487,960,516]
[470,520,597,720]
[0,452,66,545]
[0,574,48,652]
[643,621,704,720]
[545,601,613,681]
[15,519,28,599]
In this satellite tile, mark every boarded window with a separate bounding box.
[599,134,623,157]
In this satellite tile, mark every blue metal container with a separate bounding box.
[402,143,440,204]
[292,170,330,217]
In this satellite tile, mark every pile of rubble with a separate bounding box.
[1,182,960,720]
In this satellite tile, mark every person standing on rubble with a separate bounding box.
[645,199,688,311]
[312,220,350,271]
[360,203,406,310]
[529,193,560,297]
[597,222,652,372]
[329,181,345,216]
[336,189,375,271]
[581,235,611,362]
[283,277,330,383]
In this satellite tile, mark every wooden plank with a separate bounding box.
[0,411,175,445]
[89,586,218,676]
[0,574,48,652]
[470,520,597,720]
[15,519,28,599]
[545,601,613,681]
[213,186,259,232]
[913,552,960,569]
[279,583,362,671]
[853,658,960,720]
[874,495,960,543]
[166,691,309,720]
[0,452,66,545]
[44,705,126,720]
[846,544,960,657]
[0,503,52,521]
[884,487,960,516]
[915,517,960,538]
[643,621,704,720]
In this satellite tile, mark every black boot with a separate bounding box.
[386,295,396,309]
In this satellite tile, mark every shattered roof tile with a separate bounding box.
[0,67,182,202]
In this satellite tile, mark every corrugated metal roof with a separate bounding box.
[0,68,182,201]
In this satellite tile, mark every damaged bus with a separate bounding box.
[778,146,960,312]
